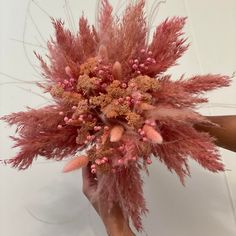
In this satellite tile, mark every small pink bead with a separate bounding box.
[150,121,156,126]
[118,146,124,151]
[57,125,62,129]
[137,71,141,74]
[148,51,153,56]
[129,82,136,87]
[103,157,108,162]
[125,96,131,101]
[132,64,138,70]
[79,117,83,121]
[134,59,139,64]
[91,164,96,169]
[121,83,127,88]
[146,159,152,164]
[142,137,148,142]
[132,157,137,161]
[59,111,64,116]
[95,159,101,165]
[145,119,151,124]
[72,106,77,110]
[140,63,145,68]
[118,159,123,165]
[104,126,109,130]
[101,160,106,164]
[91,169,96,174]
[64,117,69,122]
[98,70,104,75]
[141,49,146,53]
[118,98,124,103]
[97,126,102,130]
[140,130,145,136]
[147,57,152,62]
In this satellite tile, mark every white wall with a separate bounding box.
[0,0,236,235]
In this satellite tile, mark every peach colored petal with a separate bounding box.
[110,125,125,142]
[143,124,163,144]
[63,155,89,173]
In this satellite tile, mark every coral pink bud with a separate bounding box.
[91,169,96,174]
[134,59,139,64]
[141,49,146,53]
[132,157,137,161]
[118,159,123,165]
[63,155,89,173]
[148,51,153,56]
[132,64,138,70]
[72,106,77,110]
[97,126,102,130]
[64,117,69,122]
[57,125,62,129]
[147,57,152,62]
[64,79,69,84]
[103,157,108,162]
[142,124,163,144]
[137,71,141,74]
[142,137,148,142]
[125,96,131,101]
[65,66,73,77]
[138,128,142,133]
[146,159,152,164]
[59,111,64,115]
[101,159,106,164]
[110,125,125,142]
[140,130,145,136]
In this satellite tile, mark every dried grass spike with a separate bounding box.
[110,125,125,142]
[63,155,89,173]
[143,124,163,144]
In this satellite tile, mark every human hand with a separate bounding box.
[82,163,135,236]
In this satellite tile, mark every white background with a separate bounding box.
[0,0,236,235]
